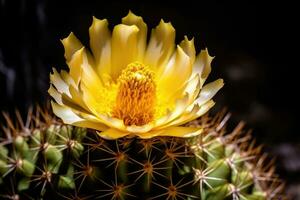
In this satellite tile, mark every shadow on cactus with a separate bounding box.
[1,11,285,200]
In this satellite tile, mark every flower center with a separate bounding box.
[112,62,156,126]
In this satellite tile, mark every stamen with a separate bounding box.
[112,62,156,126]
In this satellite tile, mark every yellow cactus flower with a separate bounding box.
[49,11,224,139]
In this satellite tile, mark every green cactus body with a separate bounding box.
[0,110,284,199]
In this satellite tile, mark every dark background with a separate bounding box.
[0,0,298,198]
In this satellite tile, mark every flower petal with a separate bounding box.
[122,11,147,61]
[168,74,201,105]
[195,79,224,106]
[97,129,130,140]
[157,46,192,99]
[161,100,216,128]
[144,20,175,71]
[80,83,127,131]
[80,51,104,92]
[89,17,112,78]
[49,67,90,112]
[51,101,108,131]
[192,48,214,87]
[65,47,85,86]
[134,130,162,139]
[60,70,76,87]
[158,126,203,137]
[155,94,190,127]
[48,85,63,105]
[180,36,196,64]
[111,24,139,80]
[125,123,154,134]
[184,74,201,103]
[50,68,71,96]
[136,126,203,138]
[61,32,83,62]
[68,85,89,111]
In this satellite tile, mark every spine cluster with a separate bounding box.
[0,108,285,199]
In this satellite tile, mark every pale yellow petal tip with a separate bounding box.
[51,101,64,117]
[91,16,108,27]
[49,68,59,83]
[203,48,215,59]
[50,67,58,75]
[208,100,216,109]
[180,37,195,49]
[180,36,196,61]
[48,84,56,97]
[216,78,225,88]
[60,32,83,61]
[182,128,203,138]
[60,32,75,45]
[123,10,142,21]
[50,101,70,124]
[158,19,175,31]
[183,35,194,43]
[97,130,129,140]
[114,24,139,33]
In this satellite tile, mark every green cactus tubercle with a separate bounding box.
[0,109,284,199]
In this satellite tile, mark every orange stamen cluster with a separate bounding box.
[112,62,156,126]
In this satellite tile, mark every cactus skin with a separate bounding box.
[0,109,285,200]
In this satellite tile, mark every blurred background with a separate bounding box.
[0,0,298,198]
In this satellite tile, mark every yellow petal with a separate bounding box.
[80,52,104,93]
[61,32,83,62]
[111,24,139,80]
[59,93,87,114]
[159,100,215,128]
[125,123,154,134]
[49,79,87,114]
[80,82,104,114]
[157,46,192,99]
[50,68,89,111]
[193,48,214,87]
[48,85,63,105]
[51,101,108,131]
[60,70,76,87]
[89,17,111,78]
[155,94,190,127]
[60,66,105,113]
[134,130,162,139]
[144,20,175,70]
[97,129,129,140]
[49,68,71,96]
[122,11,147,61]
[66,47,85,85]
[51,100,82,123]
[68,85,89,111]
[184,74,201,103]
[179,36,196,64]
[168,74,201,105]
[195,79,224,106]
[158,126,203,137]
[80,84,127,131]
[97,114,126,131]
[136,126,202,138]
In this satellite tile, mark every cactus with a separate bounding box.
[0,108,284,199]
[0,11,286,200]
